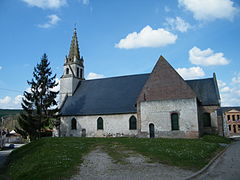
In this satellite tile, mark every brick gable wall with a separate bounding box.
[137,56,196,102]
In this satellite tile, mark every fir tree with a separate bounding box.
[16,54,59,140]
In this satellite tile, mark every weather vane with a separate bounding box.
[74,23,77,30]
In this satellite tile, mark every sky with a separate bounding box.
[0,0,240,109]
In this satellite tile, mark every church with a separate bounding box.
[58,29,223,138]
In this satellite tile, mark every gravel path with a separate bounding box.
[194,140,240,180]
[71,149,194,180]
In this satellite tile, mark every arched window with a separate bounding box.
[66,68,69,75]
[97,117,103,130]
[203,113,211,127]
[71,118,77,130]
[171,113,179,130]
[129,116,137,130]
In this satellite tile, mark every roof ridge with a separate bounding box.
[85,73,150,81]
[185,77,213,81]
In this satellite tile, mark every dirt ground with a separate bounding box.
[71,148,194,180]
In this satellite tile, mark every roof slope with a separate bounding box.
[60,74,149,116]
[186,78,220,106]
[60,74,220,116]
[60,57,220,116]
[138,56,196,102]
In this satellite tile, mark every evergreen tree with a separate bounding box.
[16,54,59,140]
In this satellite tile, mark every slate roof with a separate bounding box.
[60,73,220,116]
[186,78,220,106]
[60,74,149,116]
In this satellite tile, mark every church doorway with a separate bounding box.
[149,123,155,138]
[82,129,86,137]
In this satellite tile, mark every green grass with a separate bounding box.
[2,135,230,180]
[4,138,96,180]
[116,138,223,169]
[201,134,231,144]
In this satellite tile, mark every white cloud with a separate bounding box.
[164,6,170,12]
[221,86,231,93]
[0,66,2,70]
[51,78,60,92]
[87,72,105,80]
[232,74,240,84]
[189,46,229,66]
[0,80,61,109]
[165,16,191,32]
[22,0,67,9]
[0,95,22,109]
[176,66,205,80]
[78,0,89,5]
[0,96,11,104]
[179,0,238,21]
[115,25,177,49]
[38,14,61,28]
[217,80,227,89]
[217,76,240,106]
[13,95,23,105]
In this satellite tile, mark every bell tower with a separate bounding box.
[60,28,84,104]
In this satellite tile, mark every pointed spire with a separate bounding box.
[68,28,80,62]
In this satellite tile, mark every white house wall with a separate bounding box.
[60,113,138,137]
[140,98,199,138]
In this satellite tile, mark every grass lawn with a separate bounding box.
[2,135,231,180]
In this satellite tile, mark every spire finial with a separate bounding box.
[68,27,80,62]
[74,23,77,32]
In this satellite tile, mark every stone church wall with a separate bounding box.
[199,106,220,135]
[60,113,138,137]
[140,98,199,138]
[60,76,80,102]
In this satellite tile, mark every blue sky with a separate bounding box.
[0,0,240,108]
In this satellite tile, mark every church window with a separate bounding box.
[203,113,211,127]
[77,67,80,78]
[80,69,83,79]
[232,115,235,121]
[229,125,231,131]
[66,68,69,75]
[129,116,137,130]
[171,113,179,130]
[97,117,103,130]
[71,118,77,130]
